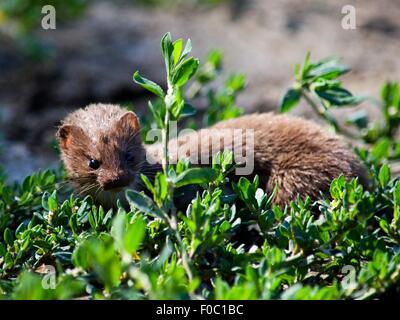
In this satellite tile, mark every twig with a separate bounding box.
[301,89,358,140]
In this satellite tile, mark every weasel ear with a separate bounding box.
[118,112,140,132]
[57,125,86,151]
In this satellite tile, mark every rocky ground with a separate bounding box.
[1,0,399,181]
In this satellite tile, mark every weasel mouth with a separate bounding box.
[108,186,125,193]
[102,176,131,191]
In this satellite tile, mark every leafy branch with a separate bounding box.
[280,52,362,138]
[132,32,216,283]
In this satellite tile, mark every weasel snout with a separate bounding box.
[100,173,131,191]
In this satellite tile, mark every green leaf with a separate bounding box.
[148,100,165,128]
[329,176,345,200]
[300,52,312,80]
[171,100,184,119]
[111,212,125,243]
[394,181,400,222]
[346,110,368,129]
[308,59,350,80]
[180,38,192,61]
[48,191,58,212]
[378,164,390,188]
[41,191,50,211]
[140,174,155,195]
[4,252,13,270]
[219,220,231,233]
[73,236,121,290]
[279,88,301,113]
[0,242,5,257]
[225,73,246,93]
[174,168,217,188]
[124,215,146,254]
[180,103,197,117]
[172,57,199,87]
[258,209,275,232]
[315,87,361,106]
[377,216,389,234]
[88,210,97,230]
[102,209,113,226]
[372,138,391,161]
[233,177,260,212]
[394,181,400,205]
[155,173,168,202]
[15,222,26,239]
[172,38,183,66]
[4,228,13,246]
[160,32,173,75]
[381,81,400,108]
[125,190,165,219]
[69,214,78,235]
[133,71,165,99]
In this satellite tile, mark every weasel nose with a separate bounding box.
[102,175,130,191]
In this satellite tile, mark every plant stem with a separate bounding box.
[170,213,193,282]
[162,80,193,283]
[165,181,194,282]
[162,84,173,173]
[162,112,169,173]
[301,89,358,139]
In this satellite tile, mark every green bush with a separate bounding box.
[1,33,400,300]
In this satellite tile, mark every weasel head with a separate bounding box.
[57,104,146,206]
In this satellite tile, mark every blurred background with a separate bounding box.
[0,0,399,181]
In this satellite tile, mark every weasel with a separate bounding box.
[57,103,369,208]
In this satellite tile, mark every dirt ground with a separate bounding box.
[1,0,399,181]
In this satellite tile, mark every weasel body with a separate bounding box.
[57,104,368,207]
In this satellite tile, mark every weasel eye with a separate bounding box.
[126,153,135,162]
[89,159,100,170]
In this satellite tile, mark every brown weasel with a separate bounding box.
[57,103,369,208]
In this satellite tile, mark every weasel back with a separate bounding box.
[147,112,369,205]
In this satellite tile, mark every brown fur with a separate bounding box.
[58,104,147,207]
[57,104,369,208]
[213,114,369,205]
